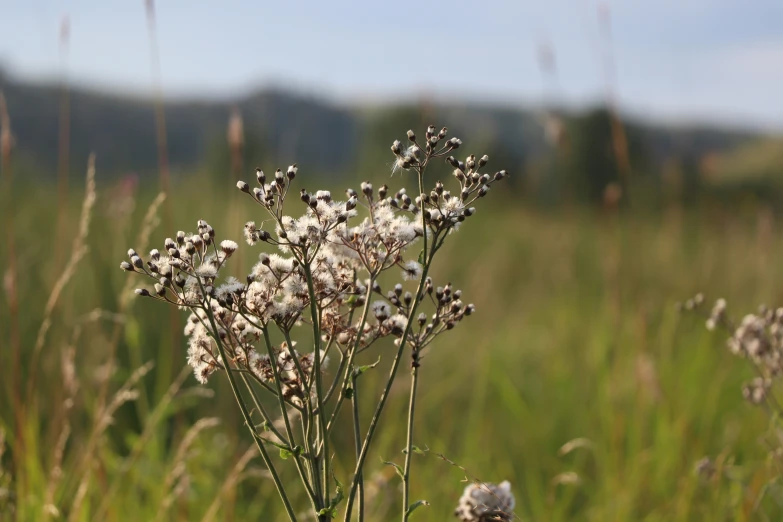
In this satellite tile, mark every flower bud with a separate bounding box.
[237,180,250,193]
[256,168,265,183]
[120,261,134,271]
[406,130,416,142]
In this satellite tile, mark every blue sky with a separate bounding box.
[2,0,783,129]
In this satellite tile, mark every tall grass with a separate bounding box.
[2,155,781,519]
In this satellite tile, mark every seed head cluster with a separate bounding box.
[454,481,515,522]
[685,295,783,405]
[121,125,505,388]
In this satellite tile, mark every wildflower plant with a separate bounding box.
[121,125,507,521]
[682,294,783,514]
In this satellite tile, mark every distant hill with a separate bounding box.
[0,69,764,182]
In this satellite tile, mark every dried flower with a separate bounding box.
[455,481,515,522]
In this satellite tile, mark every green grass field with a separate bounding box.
[3,167,782,521]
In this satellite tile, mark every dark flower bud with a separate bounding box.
[438,127,448,138]
[256,168,265,183]
[446,156,460,169]
[346,188,358,198]
[479,155,489,168]
[287,164,297,179]
[131,255,143,269]
[378,184,388,199]
[120,261,134,271]
[494,170,507,181]
[135,288,150,297]
[406,130,416,142]
[391,140,402,155]
[237,180,250,193]
[164,238,176,250]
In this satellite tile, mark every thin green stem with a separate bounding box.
[401,168,428,520]
[303,261,331,515]
[351,373,365,522]
[197,282,297,521]
[240,373,289,446]
[343,262,431,522]
[261,326,321,512]
[326,280,376,436]
[402,367,419,520]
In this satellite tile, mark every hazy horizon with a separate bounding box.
[3,1,783,131]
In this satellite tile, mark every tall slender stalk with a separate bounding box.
[303,262,331,516]
[343,263,431,521]
[261,327,321,513]
[351,373,365,521]
[198,282,298,522]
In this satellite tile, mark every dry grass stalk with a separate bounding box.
[120,192,166,311]
[0,91,23,477]
[199,443,259,522]
[41,343,80,518]
[93,365,192,520]
[153,417,221,522]
[54,14,72,268]
[93,192,165,421]
[67,362,153,521]
[29,154,96,398]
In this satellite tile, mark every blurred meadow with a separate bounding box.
[4,2,783,521]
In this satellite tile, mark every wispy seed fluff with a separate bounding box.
[454,481,515,522]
